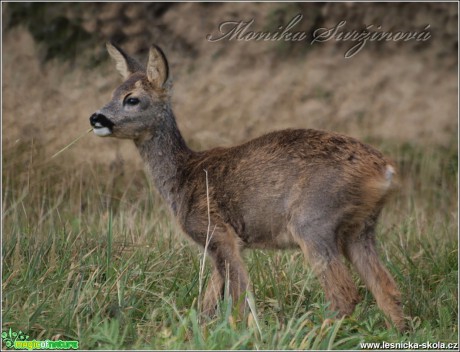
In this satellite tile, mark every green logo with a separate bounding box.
[1,329,79,350]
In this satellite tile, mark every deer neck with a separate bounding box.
[134,111,193,214]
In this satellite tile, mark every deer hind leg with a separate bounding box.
[201,226,249,318]
[344,218,406,332]
[289,220,360,317]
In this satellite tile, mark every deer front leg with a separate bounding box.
[201,227,250,318]
[202,268,224,316]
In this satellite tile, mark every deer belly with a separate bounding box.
[239,212,298,249]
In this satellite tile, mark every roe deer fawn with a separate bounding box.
[89,42,406,331]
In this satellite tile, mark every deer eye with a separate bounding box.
[124,97,140,106]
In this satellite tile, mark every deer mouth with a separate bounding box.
[89,113,114,137]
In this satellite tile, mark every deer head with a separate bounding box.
[89,42,171,140]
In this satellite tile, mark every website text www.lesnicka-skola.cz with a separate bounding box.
[359,341,458,350]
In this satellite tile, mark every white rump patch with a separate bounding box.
[385,165,395,182]
[382,164,395,190]
[93,127,112,137]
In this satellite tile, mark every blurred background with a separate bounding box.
[2,2,457,167]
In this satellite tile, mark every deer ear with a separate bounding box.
[146,44,169,88]
[106,42,143,79]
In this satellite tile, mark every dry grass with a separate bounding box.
[2,128,457,349]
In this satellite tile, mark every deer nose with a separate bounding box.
[89,113,114,128]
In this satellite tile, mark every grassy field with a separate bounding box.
[2,135,458,350]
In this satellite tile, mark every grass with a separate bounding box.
[1,136,458,349]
